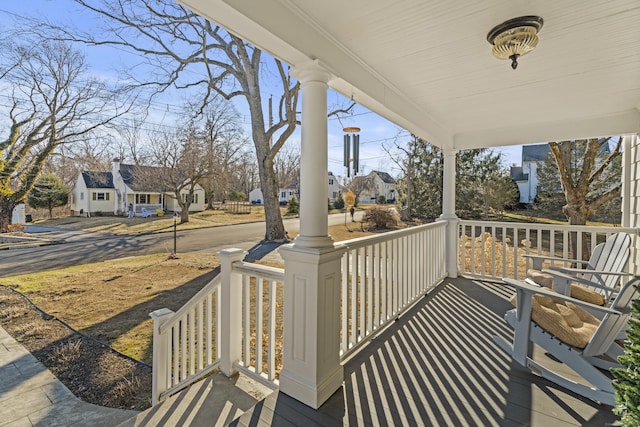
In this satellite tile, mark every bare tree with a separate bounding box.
[0,39,130,232]
[195,99,249,207]
[347,173,378,205]
[144,125,210,223]
[383,134,421,220]
[547,138,622,259]
[44,0,299,240]
[274,142,301,188]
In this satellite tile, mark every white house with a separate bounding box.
[70,159,206,216]
[509,144,550,205]
[251,172,341,204]
[70,171,116,216]
[327,172,340,202]
[350,170,397,204]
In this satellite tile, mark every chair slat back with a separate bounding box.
[583,276,639,356]
[584,232,631,293]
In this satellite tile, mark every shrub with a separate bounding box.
[362,206,399,229]
[287,196,299,214]
[328,198,333,211]
[333,193,345,210]
[612,284,640,426]
[377,195,386,204]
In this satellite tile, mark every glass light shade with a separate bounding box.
[491,26,539,60]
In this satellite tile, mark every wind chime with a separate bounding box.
[343,127,360,177]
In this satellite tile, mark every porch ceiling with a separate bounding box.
[178,0,640,150]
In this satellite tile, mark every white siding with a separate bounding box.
[622,134,640,275]
[70,174,89,216]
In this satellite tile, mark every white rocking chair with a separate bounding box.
[494,275,640,406]
[524,232,632,304]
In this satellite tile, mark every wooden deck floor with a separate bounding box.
[231,278,619,426]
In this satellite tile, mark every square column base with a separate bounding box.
[278,243,346,409]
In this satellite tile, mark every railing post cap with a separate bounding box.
[149,307,174,319]
[217,248,247,257]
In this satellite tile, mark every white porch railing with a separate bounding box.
[149,251,284,405]
[232,261,284,388]
[149,275,221,404]
[339,221,448,360]
[149,221,450,404]
[458,220,638,281]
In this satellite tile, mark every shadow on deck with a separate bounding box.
[231,277,619,426]
[123,278,619,426]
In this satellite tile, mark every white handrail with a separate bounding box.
[159,274,221,334]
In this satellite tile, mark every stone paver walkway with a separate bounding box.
[0,325,138,427]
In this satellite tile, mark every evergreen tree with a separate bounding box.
[612,286,640,426]
[27,174,69,219]
[533,152,566,220]
[398,140,510,219]
[333,192,345,210]
[286,196,299,215]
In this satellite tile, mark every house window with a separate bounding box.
[136,194,150,204]
[80,192,84,200]
[92,192,110,201]
[333,192,337,199]
[281,191,286,198]
[329,178,334,185]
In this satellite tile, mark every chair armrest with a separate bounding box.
[503,277,621,316]
[522,254,589,270]
[542,268,627,292]
[548,267,630,277]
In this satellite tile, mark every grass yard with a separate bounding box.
[1,253,220,364]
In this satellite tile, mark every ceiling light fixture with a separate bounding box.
[487,16,543,70]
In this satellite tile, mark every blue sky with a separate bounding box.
[1,1,523,180]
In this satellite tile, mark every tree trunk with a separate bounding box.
[563,202,590,261]
[0,199,15,233]
[257,150,286,240]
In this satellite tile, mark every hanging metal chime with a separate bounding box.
[343,127,360,177]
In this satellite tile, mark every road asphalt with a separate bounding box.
[0,212,362,276]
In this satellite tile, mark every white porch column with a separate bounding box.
[278,60,345,409]
[291,59,333,249]
[438,148,459,278]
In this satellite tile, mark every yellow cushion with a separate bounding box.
[510,293,600,348]
[526,269,605,306]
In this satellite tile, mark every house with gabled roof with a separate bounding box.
[70,159,205,216]
[349,170,397,204]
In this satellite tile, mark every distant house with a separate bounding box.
[350,170,397,204]
[328,172,340,202]
[249,186,298,205]
[510,144,550,205]
[250,172,342,205]
[70,159,205,216]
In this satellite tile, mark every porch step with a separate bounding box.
[117,372,272,427]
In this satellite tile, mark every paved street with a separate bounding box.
[0,212,362,277]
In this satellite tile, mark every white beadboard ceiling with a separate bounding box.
[178,0,640,150]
